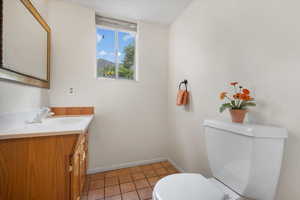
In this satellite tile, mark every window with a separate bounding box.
[96,16,137,80]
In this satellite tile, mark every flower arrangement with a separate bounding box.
[219,82,256,123]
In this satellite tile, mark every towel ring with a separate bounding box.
[178,79,188,91]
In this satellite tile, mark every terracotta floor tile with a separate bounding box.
[140,165,153,171]
[90,173,105,180]
[160,161,172,168]
[105,195,122,200]
[147,177,160,187]
[132,172,145,180]
[105,176,119,187]
[113,169,123,173]
[166,168,178,174]
[88,188,105,200]
[134,179,150,189]
[87,162,181,200]
[166,166,177,171]
[138,187,153,200]
[151,163,163,169]
[118,168,131,175]
[81,196,88,200]
[155,168,168,176]
[105,170,119,177]
[159,175,169,179]
[82,181,90,195]
[143,170,157,178]
[119,174,133,184]
[122,191,140,200]
[105,185,121,197]
[130,166,142,173]
[90,179,105,190]
[120,182,136,193]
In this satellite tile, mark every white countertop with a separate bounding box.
[0,115,94,140]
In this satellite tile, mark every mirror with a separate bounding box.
[0,0,51,88]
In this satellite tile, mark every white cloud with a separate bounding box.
[123,33,135,41]
[97,34,104,43]
[105,52,122,57]
[98,50,107,56]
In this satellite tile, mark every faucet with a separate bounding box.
[26,107,54,124]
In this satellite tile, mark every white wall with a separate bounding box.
[48,1,169,171]
[0,82,49,113]
[0,0,49,114]
[168,0,300,199]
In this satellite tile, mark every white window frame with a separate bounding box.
[96,25,138,81]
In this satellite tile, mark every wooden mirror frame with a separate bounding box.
[0,0,51,89]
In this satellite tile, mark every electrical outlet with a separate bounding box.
[68,87,74,95]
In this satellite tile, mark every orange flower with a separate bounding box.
[240,93,253,101]
[233,93,242,99]
[220,92,227,100]
[242,89,250,95]
[230,82,238,86]
[247,96,254,101]
[241,93,248,100]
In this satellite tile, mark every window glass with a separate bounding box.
[96,28,116,78]
[96,27,137,80]
[118,31,136,80]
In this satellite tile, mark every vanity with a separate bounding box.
[0,107,94,200]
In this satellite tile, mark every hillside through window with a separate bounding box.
[96,16,137,80]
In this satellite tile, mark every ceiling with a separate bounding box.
[65,0,193,24]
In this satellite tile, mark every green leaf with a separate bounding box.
[245,102,256,106]
[240,102,256,109]
[219,103,233,113]
[231,101,236,108]
[219,106,226,113]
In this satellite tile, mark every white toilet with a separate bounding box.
[153,120,288,200]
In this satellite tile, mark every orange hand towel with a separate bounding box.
[176,90,189,106]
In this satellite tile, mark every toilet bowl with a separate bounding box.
[153,173,240,200]
[153,120,287,200]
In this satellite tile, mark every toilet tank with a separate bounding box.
[203,120,287,200]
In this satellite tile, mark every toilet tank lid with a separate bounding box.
[203,120,288,139]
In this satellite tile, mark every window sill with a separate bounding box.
[96,77,139,82]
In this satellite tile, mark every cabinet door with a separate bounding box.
[80,149,86,192]
[71,147,81,200]
[84,132,89,170]
[71,134,88,200]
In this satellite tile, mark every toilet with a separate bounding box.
[153,120,288,200]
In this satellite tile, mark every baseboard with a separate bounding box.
[87,157,167,174]
[167,158,185,173]
[87,157,186,175]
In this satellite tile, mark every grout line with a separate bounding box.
[87,157,167,174]
[88,161,177,200]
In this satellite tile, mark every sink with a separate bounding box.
[0,115,94,139]
[45,116,89,125]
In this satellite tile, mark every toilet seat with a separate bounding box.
[153,173,225,200]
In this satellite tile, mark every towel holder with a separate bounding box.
[178,79,188,90]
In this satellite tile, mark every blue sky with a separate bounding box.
[96,27,135,63]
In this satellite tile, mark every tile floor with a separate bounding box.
[82,161,180,200]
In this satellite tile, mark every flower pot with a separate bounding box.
[229,109,248,123]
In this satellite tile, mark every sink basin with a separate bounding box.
[45,116,90,125]
[0,115,94,140]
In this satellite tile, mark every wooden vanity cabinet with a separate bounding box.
[0,132,89,200]
[71,133,88,200]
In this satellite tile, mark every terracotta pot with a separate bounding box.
[229,109,248,123]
